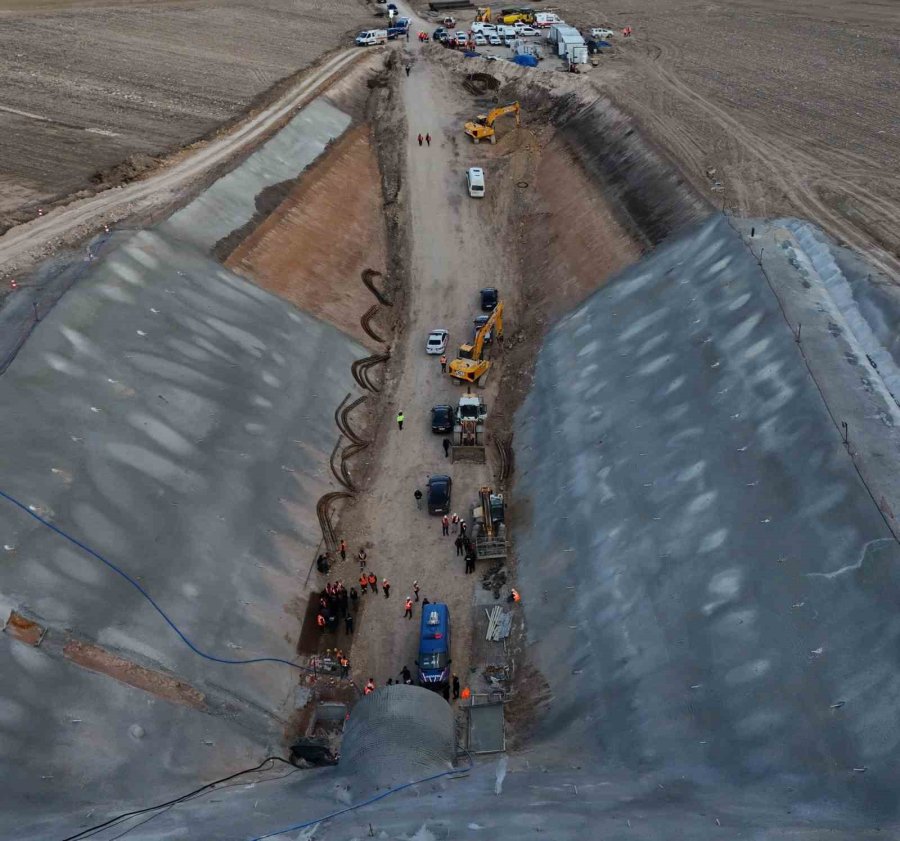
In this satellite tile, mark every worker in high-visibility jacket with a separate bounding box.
[364,678,376,695]
[316,613,326,632]
[404,597,413,619]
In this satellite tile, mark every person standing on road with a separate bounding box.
[451,512,459,533]
[455,535,464,556]
[452,674,460,699]
[460,519,468,536]
[340,655,350,677]
[465,551,476,574]
[345,613,354,635]
[400,665,412,684]
[368,572,377,592]
[365,678,376,695]
[425,133,431,146]
[405,64,411,77]
[359,572,368,594]
[413,580,420,602]
[350,587,359,611]
[339,539,347,562]
[357,547,367,568]
[441,515,449,536]
[397,410,405,430]
[442,438,451,458]
[414,488,423,510]
[382,578,391,598]
[404,597,413,618]
[417,133,423,147]
[439,354,447,373]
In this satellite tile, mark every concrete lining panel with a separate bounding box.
[163,98,352,251]
[0,226,366,828]
[512,214,900,822]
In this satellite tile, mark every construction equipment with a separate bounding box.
[473,486,507,560]
[464,103,520,144]
[497,8,534,24]
[448,301,503,385]
[475,6,491,21]
[451,393,488,463]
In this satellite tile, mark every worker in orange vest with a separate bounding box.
[364,678,376,695]
[339,655,349,678]
[461,686,471,700]
[316,613,326,632]
[359,572,368,593]
[509,588,521,603]
[440,354,447,373]
[404,597,413,619]
[367,572,377,592]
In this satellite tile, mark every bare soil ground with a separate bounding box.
[418,0,900,279]
[0,0,374,225]
[225,123,389,349]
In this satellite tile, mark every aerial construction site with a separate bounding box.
[0,0,898,838]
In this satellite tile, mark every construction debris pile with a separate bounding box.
[482,562,507,597]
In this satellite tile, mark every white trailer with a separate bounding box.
[546,24,580,44]
[557,31,585,57]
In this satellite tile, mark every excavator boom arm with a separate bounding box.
[470,301,503,361]
[484,102,520,128]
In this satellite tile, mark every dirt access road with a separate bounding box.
[342,25,508,693]
[0,49,362,283]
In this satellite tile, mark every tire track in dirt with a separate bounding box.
[630,40,900,278]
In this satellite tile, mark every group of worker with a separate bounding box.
[315,580,357,635]
[364,670,467,702]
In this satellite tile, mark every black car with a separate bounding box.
[431,404,454,434]
[433,26,447,40]
[480,287,498,312]
[427,475,452,515]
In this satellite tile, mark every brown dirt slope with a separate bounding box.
[0,0,374,225]
[225,123,388,349]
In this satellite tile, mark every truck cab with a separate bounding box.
[417,603,451,690]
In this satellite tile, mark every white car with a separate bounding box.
[590,27,615,39]
[473,33,487,45]
[516,26,539,36]
[455,30,468,42]
[488,33,501,45]
[426,329,449,354]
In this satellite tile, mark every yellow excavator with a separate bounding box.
[448,301,503,385]
[475,6,491,21]
[464,102,521,144]
[496,9,533,24]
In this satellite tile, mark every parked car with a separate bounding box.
[480,287,498,311]
[473,33,487,45]
[590,27,614,39]
[427,475,452,515]
[488,33,502,45]
[431,405,454,434]
[516,25,539,36]
[426,328,449,354]
[466,167,485,198]
[433,26,447,40]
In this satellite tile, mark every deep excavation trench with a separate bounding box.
[230,45,716,749]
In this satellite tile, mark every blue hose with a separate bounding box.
[0,488,344,679]
[247,757,473,840]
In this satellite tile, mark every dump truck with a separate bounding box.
[451,393,488,463]
[464,103,521,144]
[472,486,507,560]
[448,301,503,385]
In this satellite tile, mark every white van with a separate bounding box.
[534,12,563,28]
[355,29,388,46]
[466,167,485,198]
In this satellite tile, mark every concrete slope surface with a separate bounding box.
[0,225,367,832]
[513,215,900,824]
